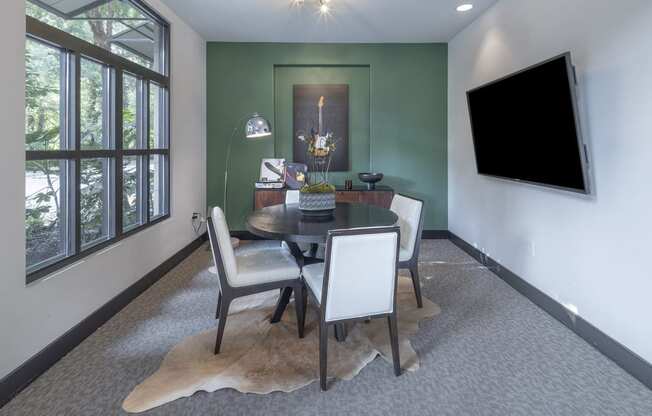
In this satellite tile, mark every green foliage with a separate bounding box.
[122,157,140,228]
[123,75,139,148]
[300,182,336,194]
[25,39,61,151]
[80,159,108,244]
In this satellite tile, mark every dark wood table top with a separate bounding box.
[246,202,399,244]
[254,185,394,192]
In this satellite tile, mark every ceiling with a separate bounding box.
[158,0,498,43]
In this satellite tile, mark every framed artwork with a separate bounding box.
[259,158,285,182]
[293,84,349,172]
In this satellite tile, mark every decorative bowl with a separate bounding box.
[299,191,336,216]
[358,172,384,190]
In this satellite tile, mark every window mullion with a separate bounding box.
[139,156,146,226]
[73,51,81,255]
[115,68,124,236]
[144,81,151,223]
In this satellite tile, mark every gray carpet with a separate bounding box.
[2,240,652,416]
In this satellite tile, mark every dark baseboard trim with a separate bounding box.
[422,230,451,239]
[448,232,652,391]
[0,233,207,409]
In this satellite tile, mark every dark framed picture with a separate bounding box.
[293,84,349,172]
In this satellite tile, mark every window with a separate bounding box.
[25,0,170,283]
[26,0,167,74]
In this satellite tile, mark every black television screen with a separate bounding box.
[467,54,589,193]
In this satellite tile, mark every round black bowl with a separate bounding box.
[358,172,384,190]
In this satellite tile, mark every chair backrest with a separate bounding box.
[321,226,400,322]
[207,206,238,292]
[390,194,424,261]
[285,190,300,204]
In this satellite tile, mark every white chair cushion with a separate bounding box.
[390,195,423,262]
[235,240,285,255]
[232,249,300,287]
[303,263,325,302]
[237,240,315,258]
[211,207,238,284]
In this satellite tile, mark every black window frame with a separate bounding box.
[25,1,171,284]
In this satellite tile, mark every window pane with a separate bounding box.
[123,73,141,149]
[25,39,64,151]
[149,83,167,148]
[81,158,113,247]
[123,156,143,230]
[80,58,110,150]
[26,160,70,270]
[149,155,167,219]
[27,0,167,74]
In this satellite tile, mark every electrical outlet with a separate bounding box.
[529,241,536,257]
[191,212,205,235]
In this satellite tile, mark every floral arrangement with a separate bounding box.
[297,96,339,194]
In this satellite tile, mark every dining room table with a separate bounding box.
[246,201,399,341]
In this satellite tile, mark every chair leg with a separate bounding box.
[388,313,401,376]
[271,287,293,323]
[319,321,328,391]
[215,292,222,319]
[214,297,231,355]
[409,263,423,308]
[295,283,306,338]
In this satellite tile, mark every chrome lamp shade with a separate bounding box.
[245,114,272,139]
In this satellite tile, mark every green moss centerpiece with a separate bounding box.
[297,96,338,215]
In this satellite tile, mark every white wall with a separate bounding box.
[449,0,652,363]
[0,1,206,379]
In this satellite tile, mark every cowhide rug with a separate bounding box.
[122,276,440,413]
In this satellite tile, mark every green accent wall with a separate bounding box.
[207,43,447,231]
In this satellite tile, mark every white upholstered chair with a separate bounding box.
[301,226,402,390]
[285,189,300,204]
[207,207,305,354]
[235,189,303,255]
[390,194,425,308]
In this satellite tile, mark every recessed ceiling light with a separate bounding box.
[457,4,474,12]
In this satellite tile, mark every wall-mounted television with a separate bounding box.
[466,53,590,194]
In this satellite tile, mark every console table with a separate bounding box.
[254,185,394,210]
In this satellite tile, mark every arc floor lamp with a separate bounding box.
[209,113,273,274]
[223,113,273,219]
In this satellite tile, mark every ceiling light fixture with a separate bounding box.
[293,0,333,15]
[319,0,330,14]
[456,4,473,12]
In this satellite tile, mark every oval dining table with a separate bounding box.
[246,202,399,341]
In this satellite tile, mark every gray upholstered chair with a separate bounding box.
[390,194,425,308]
[207,207,305,354]
[300,226,402,390]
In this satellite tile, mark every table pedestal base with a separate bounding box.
[270,242,348,342]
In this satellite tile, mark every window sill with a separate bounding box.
[26,214,171,285]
